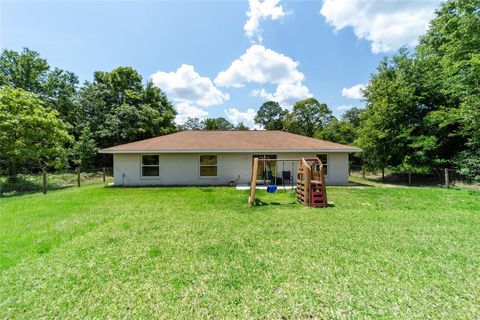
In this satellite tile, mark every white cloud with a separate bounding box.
[336,104,354,111]
[151,64,229,107]
[320,0,441,53]
[174,102,209,125]
[215,44,304,88]
[252,82,312,108]
[244,0,286,40]
[216,44,312,109]
[342,83,365,99]
[224,107,257,127]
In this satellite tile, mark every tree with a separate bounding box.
[254,101,287,130]
[92,67,143,106]
[0,87,72,176]
[235,122,250,131]
[283,98,333,137]
[77,69,176,149]
[416,0,480,180]
[0,48,79,124]
[316,119,351,146]
[43,68,79,125]
[178,117,204,131]
[357,0,480,179]
[201,117,234,130]
[456,94,480,181]
[316,108,363,146]
[356,52,417,176]
[71,127,98,169]
[0,48,49,93]
[357,49,442,172]
[342,107,363,128]
[99,103,175,143]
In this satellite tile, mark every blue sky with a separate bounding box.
[1,0,442,127]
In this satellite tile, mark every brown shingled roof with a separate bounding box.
[99,131,361,153]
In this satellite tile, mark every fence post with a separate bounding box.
[76,168,80,187]
[42,170,47,194]
[362,166,365,179]
[408,172,412,185]
[102,167,106,182]
[444,168,449,188]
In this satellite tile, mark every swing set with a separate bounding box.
[258,159,296,193]
[248,157,328,208]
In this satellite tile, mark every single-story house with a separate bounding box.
[99,130,361,186]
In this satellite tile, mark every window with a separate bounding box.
[316,154,328,176]
[200,155,217,177]
[142,155,159,177]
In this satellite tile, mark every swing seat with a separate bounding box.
[266,185,277,193]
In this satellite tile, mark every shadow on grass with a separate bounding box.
[254,199,284,206]
[107,185,230,189]
[0,177,43,197]
[0,184,83,198]
[351,176,480,192]
[0,174,108,199]
[0,176,72,198]
[350,173,468,188]
[253,198,335,208]
[348,181,374,187]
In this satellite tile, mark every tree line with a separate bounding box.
[358,0,480,181]
[0,45,358,177]
[178,117,250,131]
[0,50,178,175]
[0,47,257,177]
[1,0,478,182]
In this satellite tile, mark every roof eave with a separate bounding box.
[99,148,362,154]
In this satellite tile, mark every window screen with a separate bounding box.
[142,155,159,177]
[200,155,217,177]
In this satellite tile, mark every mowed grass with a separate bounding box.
[0,184,479,318]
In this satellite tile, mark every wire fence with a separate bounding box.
[0,167,113,197]
[3,165,477,197]
[349,165,477,188]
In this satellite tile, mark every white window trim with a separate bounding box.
[316,153,328,177]
[141,154,160,179]
[199,154,218,178]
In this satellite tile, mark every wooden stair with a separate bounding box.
[310,181,327,207]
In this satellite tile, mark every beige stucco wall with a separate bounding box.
[113,152,350,186]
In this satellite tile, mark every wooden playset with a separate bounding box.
[248,157,327,207]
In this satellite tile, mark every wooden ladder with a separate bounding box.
[296,159,311,205]
[310,180,327,207]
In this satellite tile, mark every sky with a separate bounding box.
[0,0,443,127]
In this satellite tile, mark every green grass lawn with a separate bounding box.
[1,183,479,318]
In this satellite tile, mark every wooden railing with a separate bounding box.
[296,157,327,206]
